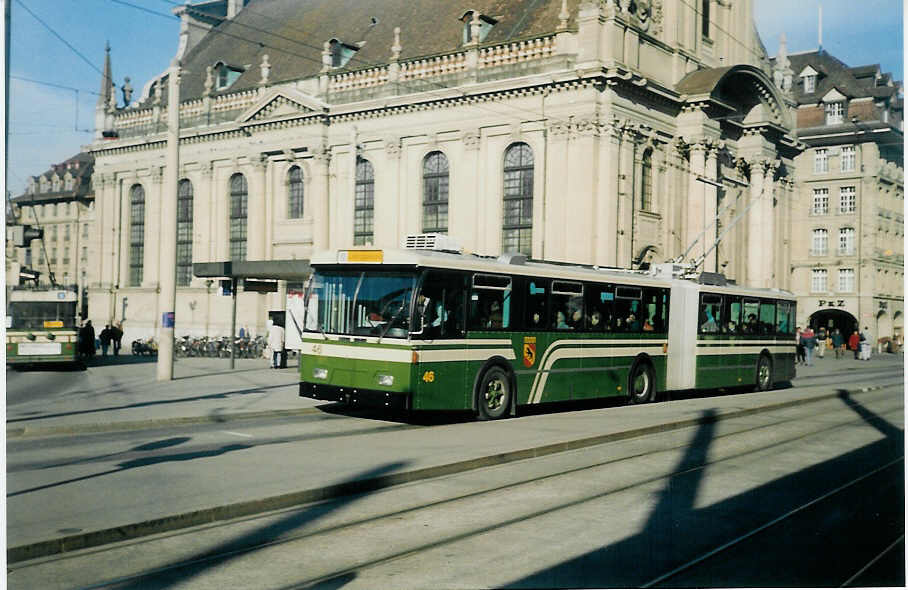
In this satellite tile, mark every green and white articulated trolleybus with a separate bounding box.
[299,235,796,419]
[6,287,80,366]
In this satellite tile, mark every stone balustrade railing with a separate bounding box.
[329,66,390,92]
[478,36,555,68]
[399,52,468,81]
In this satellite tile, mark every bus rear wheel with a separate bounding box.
[755,355,773,391]
[476,365,512,420]
[628,361,655,404]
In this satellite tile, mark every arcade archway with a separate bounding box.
[809,308,858,336]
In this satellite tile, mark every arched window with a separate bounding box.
[129,184,145,286]
[177,179,194,287]
[288,166,304,219]
[229,173,248,261]
[640,149,653,212]
[354,158,374,246]
[422,152,449,234]
[502,143,534,256]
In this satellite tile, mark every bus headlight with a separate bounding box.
[313,368,328,380]
[377,374,394,386]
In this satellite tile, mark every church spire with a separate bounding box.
[97,41,113,109]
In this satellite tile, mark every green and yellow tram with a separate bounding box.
[299,237,796,419]
[6,287,80,366]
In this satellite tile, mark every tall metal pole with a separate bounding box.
[156,60,181,381]
[230,277,238,369]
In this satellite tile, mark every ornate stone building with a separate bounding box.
[6,152,96,315]
[776,46,904,343]
[86,0,802,342]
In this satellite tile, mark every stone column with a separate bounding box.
[760,161,778,287]
[311,145,331,250]
[703,143,719,272]
[199,161,216,260]
[247,153,267,260]
[745,159,767,288]
[685,141,707,266]
[616,126,637,267]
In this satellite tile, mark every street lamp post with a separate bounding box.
[157,60,181,381]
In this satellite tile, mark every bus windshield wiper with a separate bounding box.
[378,302,406,343]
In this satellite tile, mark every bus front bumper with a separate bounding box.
[299,381,411,410]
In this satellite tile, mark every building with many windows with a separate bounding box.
[780,47,904,345]
[85,0,804,342]
[5,152,96,317]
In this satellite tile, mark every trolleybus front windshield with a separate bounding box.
[7,301,78,330]
[306,270,417,338]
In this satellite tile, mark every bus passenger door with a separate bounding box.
[413,272,468,411]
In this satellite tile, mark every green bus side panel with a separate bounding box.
[300,348,412,394]
[695,354,758,389]
[413,357,469,410]
[6,341,78,364]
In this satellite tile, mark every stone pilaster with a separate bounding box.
[311,145,331,251]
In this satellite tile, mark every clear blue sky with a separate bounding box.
[4,0,905,197]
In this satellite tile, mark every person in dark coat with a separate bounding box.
[79,320,96,358]
[111,323,123,355]
[99,325,112,356]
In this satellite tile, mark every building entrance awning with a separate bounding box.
[192,259,311,281]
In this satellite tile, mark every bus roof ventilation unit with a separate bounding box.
[402,233,463,253]
[698,272,728,286]
[497,253,527,265]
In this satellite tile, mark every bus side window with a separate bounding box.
[759,300,776,336]
[469,274,511,331]
[698,293,723,334]
[777,302,793,335]
[526,279,548,329]
[742,299,760,334]
[585,284,613,332]
[614,286,642,332]
[551,281,583,331]
[417,271,466,339]
[643,287,666,332]
[725,296,742,333]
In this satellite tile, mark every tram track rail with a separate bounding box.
[12,386,903,588]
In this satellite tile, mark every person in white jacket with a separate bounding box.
[268,322,285,369]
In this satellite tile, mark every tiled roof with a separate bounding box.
[13,152,94,203]
[164,0,579,103]
[781,50,900,104]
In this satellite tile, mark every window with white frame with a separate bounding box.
[825,101,844,125]
[804,74,816,93]
[838,227,855,255]
[811,268,828,292]
[811,228,828,256]
[812,188,829,215]
[814,149,828,173]
[840,145,855,172]
[838,268,855,292]
[839,186,856,214]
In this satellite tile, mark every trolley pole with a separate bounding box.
[230,278,238,370]
[157,60,181,381]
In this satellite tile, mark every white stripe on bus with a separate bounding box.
[696,346,794,356]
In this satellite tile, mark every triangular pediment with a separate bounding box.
[822,88,847,102]
[238,88,327,123]
[799,65,818,78]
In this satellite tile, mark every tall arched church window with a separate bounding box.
[288,166,304,219]
[502,143,534,256]
[422,152,449,234]
[640,149,653,212]
[354,158,374,246]
[177,179,194,287]
[129,184,145,287]
[229,173,248,261]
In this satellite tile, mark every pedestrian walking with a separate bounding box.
[99,325,112,356]
[832,329,844,359]
[112,323,123,355]
[859,327,871,360]
[79,320,96,359]
[816,327,826,358]
[801,326,816,366]
[795,327,806,365]
[848,330,860,359]
[268,322,285,369]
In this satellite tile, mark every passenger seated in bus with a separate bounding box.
[590,310,602,329]
[744,313,758,334]
[571,309,583,327]
[555,310,571,330]
[726,321,737,333]
[700,306,719,332]
[642,313,654,331]
[487,301,502,328]
[627,313,640,331]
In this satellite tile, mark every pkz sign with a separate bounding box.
[818,300,847,308]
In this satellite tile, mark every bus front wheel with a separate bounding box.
[628,361,655,404]
[755,355,773,391]
[476,365,512,420]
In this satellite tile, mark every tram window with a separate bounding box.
[777,302,794,335]
[725,296,742,333]
[742,299,760,334]
[614,286,643,332]
[698,294,723,334]
[551,281,584,330]
[525,279,549,329]
[468,274,511,330]
[586,283,614,333]
[759,301,777,335]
